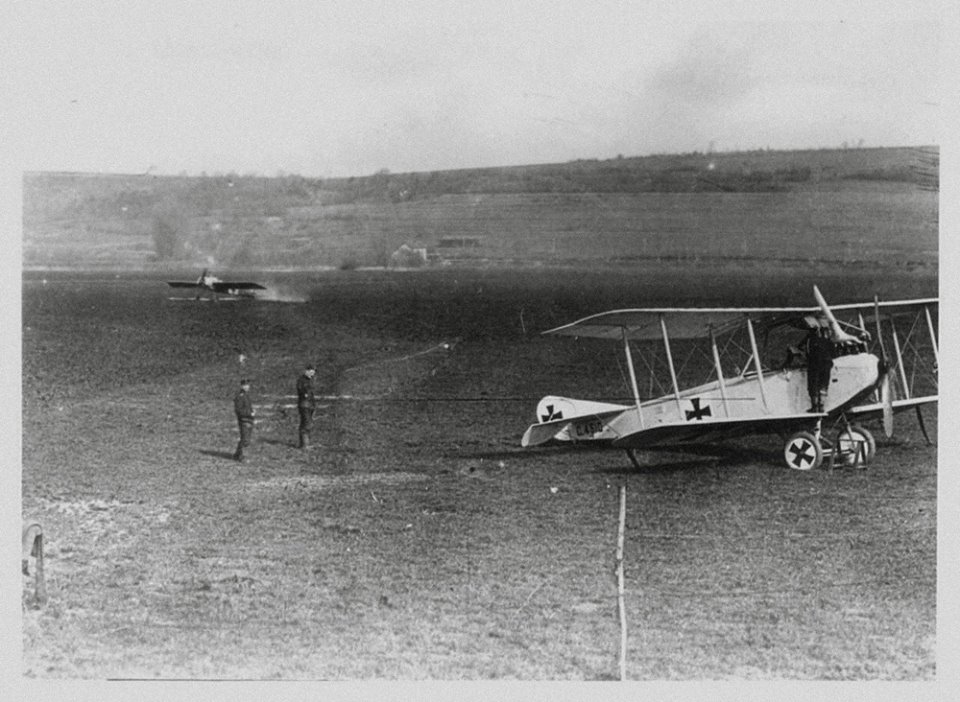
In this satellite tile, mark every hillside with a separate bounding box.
[22,146,938,270]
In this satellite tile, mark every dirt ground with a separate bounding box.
[20,265,937,679]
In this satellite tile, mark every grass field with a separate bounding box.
[21,263,937,679]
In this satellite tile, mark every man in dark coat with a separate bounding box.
[805,327,835,413]
[233,378,255,461]
[297,364,317,448]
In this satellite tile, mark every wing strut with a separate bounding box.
[875,296,894,437]
[889,318,910,399]
[709,328,730,417]
[857,311,880,402]
[745,317,767,409]
[924,305,939,368]
[920,304,937,445]
[659,315,684,416]
[621,327,644,428]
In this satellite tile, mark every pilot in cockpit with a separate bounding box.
[784,317,870,368]
[783,319,871,411]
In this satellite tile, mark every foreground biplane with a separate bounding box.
[522,287,937,470]
[167,269,266,300]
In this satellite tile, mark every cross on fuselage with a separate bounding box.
[685,398,712,421]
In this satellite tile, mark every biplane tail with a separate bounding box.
[521,395,629,447]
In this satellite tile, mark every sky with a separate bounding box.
[2,0,949,178]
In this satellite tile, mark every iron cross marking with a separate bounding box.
[685,398,712,421]
[541,405,563,422]
[789,439,815,467]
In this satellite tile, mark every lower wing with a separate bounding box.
[210,282,266,292]
[611,413,822,449]
[847,395,937,419]
[167,281,202,289]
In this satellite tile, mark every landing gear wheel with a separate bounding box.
[835,424,875,466]
[784,431,823,471]
[625,449,644,471]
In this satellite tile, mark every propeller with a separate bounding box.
[880,372,893,438]
[814,286,860,344]
[874,295,894,438]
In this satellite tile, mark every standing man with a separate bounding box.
[233,378,255,462]
[297,364,317,449]
[805,327,834,413]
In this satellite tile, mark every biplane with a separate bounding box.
[167,269,266,300]
[522,287,938,470]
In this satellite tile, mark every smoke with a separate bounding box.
[256,285,308,303]
[337,341,457,398]
[150,202,188,260]
[636,29,756,152]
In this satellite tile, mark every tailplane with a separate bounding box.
[522,396,629,447]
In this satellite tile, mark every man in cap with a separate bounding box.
[296,364,317,449]
[233,378,255,461]
[805,326,835,413]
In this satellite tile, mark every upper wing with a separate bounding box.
[210,282,267,292]
[827,298,939,313]
[167,281,203,289]
[542,297,938,341]
[543,307,807,340]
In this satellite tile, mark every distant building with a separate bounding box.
[389,244,429,268]
[437,236,482,249]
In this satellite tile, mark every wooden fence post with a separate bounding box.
[616,483,627,680]
[22,523,47,607]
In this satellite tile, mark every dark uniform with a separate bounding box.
[233,380,254,461]
[805,329,834,413]
[297,365,317,448]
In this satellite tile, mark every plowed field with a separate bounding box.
[21,264,937,679]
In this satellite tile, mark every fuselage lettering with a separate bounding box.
[574,419,603,437]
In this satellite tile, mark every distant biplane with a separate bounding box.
[166,269,266,301]
[522,287,938,470]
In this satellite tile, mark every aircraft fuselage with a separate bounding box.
[527,352,880,449]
